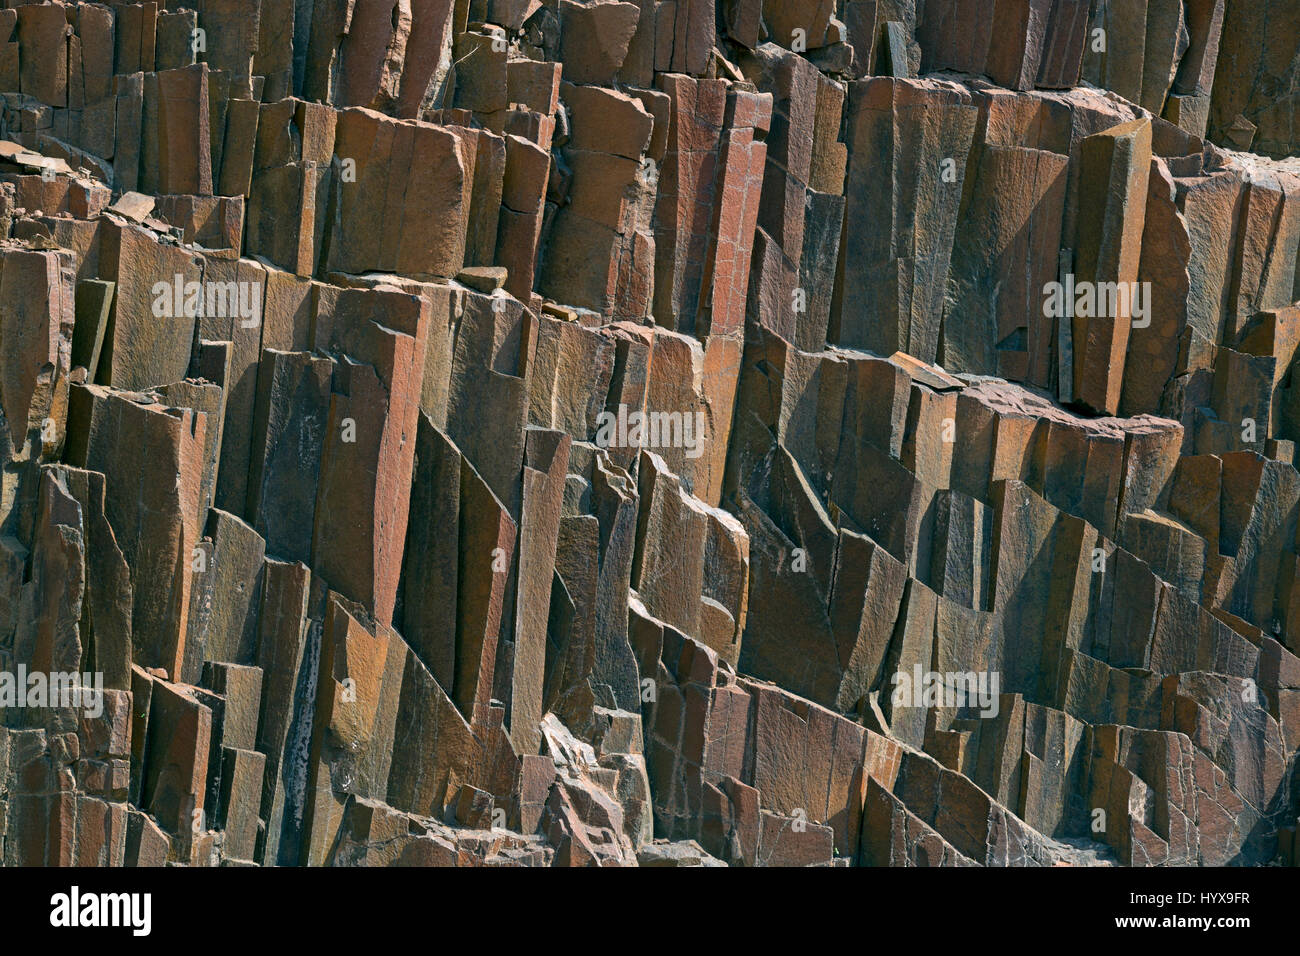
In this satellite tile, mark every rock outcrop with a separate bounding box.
[0,0,1298,869]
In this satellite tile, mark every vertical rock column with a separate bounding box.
[1072,118,1151,415]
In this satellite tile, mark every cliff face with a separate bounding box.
[0,0,1297,868]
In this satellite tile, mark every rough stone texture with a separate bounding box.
[0,0,1295,874]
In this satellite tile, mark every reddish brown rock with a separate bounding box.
[65,385,206,680]
[1071,119,1152,415]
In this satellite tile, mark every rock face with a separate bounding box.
[0,1,1297,871]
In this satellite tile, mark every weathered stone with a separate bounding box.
[835,78,977,363]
